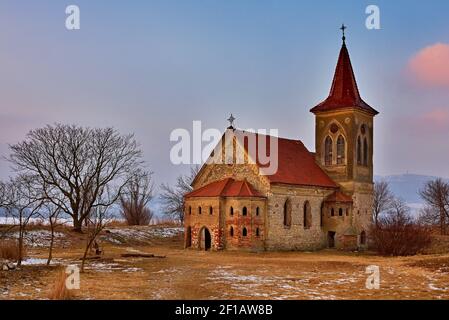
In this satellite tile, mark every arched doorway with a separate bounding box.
[360,231,366,245]
[200,227,212,251]
[328,231,336,248]
[185,226,192,248]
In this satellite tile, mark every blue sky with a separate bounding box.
[1,0,449,186]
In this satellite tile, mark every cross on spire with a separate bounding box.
[227,113,236,129]
[340,23,347,44]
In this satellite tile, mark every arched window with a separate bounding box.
[283,199,292,227]
[331,208,335,216]
[256,207,260,216]
[360,231,366,245]
[189,206,192,215]
[230,226,234,237]
[209,206,213,215]
[242,207,248,216]
[357,136,362,165]
[339,208,343,216]
[256,228,260,237]
[230,207,234,216]
[363,138,368,166]
[198,207,202,215]
[324,136,333,166]
[304,201,312,229]
[242,227,247,237]
[320,202,324,227]
[337,135,345,165]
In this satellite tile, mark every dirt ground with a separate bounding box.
[1,225,449,300]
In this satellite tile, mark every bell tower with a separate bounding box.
[310,25,379,195]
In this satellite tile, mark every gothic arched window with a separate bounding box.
[325,136,333,166]
[242,207,248,216]
[304,201,312,229]
[242,227,248,237]
[363,138,368,166]
[357,136,362,165]
[230,226,234,237]
[337,135,345,165]
[283,198,292,227]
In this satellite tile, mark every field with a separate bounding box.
[1,224,449,300]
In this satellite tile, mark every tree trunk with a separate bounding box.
[47,224,55,266]
[17,230,23,267]
[73,216,83,233]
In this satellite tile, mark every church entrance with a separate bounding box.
[200,227,212,251]
[185,226,192,248]
[328,231,336,248]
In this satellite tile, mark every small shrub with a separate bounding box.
[0,240,25,261]
[370,212,432,256]
[48,269,73,300]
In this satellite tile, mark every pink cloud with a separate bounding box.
[408,43,449,87]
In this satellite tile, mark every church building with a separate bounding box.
[184,30,378,251]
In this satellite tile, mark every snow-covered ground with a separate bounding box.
[6,230,71,248]
[101,227,183,244]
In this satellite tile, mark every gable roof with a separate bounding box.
[310,43,378,115]
[192,130,338,189]
[185,178,264,198]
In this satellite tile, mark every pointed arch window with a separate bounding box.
[357,136,362,165]
[324,136,333,166]
[304,201,312,229]
[230,226,234,237]
[363,137,368,166]
[242,207,248,216]
[242,227,248,237]
[337,135,345,165]
[283,198,292,227]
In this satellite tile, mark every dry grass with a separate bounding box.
[0,240,25,261]
[48,268,74,300]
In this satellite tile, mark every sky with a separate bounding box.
[1,0,449,189]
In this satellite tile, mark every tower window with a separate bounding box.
[337,135,345,165]
[242,206,248,216]
[339,208,343,216]
[331,208,335,216]
[230,207,234,216]
[357,136,362,165]
[325,136,333,166]
[256,228,260,237]
[209,206,213,215]
[242,227,248,237]
[230,226,234,237]
[198,207,202,215]
[363,137,368,166]
[189,206,192,215]
[256,207,260,216]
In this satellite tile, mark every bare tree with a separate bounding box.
[80,200,113,273]
[160,166,199,224]
[373,180,394,226]
[38,202,64,265]
[419,178,449,235]
[120,170,154,225]
[7,124,143,232]
[4,175,44,266]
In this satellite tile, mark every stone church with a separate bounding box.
[184,33,378,251]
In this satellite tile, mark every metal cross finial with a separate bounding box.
[227,113,236,129]
[340,23,347,43]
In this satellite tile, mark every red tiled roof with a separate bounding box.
[185,178,264,198]
[238,130,337,188]
[310,43,378,115]
[325,190,353,203]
